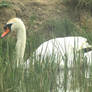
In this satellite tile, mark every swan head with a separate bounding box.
[1,18,24,38]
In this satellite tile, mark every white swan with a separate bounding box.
[1,18,92,68]
[1,18,26,66]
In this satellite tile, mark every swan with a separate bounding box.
[84,51,92,63]
[1,18,26,66]
[27,37,92,68]
[1,18,92,68]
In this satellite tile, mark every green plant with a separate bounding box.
[0,18,92,92]
[0,0,11,8]
[40,18,80,38]
[63,0,92,11]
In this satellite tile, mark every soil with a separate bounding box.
[0,0,67,31]
[0,0,92,37]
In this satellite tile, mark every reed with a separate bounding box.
[0,19,92,92]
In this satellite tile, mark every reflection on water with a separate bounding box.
[56,51,92,92]
[57,70,82,92]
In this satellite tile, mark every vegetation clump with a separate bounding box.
[64,0,92,11]
[0,0,11,8]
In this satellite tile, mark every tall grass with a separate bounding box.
[39,18,81,40]
[0,38,92,92]
[0,18,92,92]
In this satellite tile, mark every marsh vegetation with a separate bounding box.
[0,0,92,92]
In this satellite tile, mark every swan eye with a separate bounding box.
[4,23,13,31]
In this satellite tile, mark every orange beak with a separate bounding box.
[1,27,10,38]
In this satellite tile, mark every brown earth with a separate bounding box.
[0,0,92,36]
[0,0,68,31]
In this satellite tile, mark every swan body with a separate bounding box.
[30,37,91,68]
[84,51,92,64]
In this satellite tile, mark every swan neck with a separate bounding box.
[16,24,26,66]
